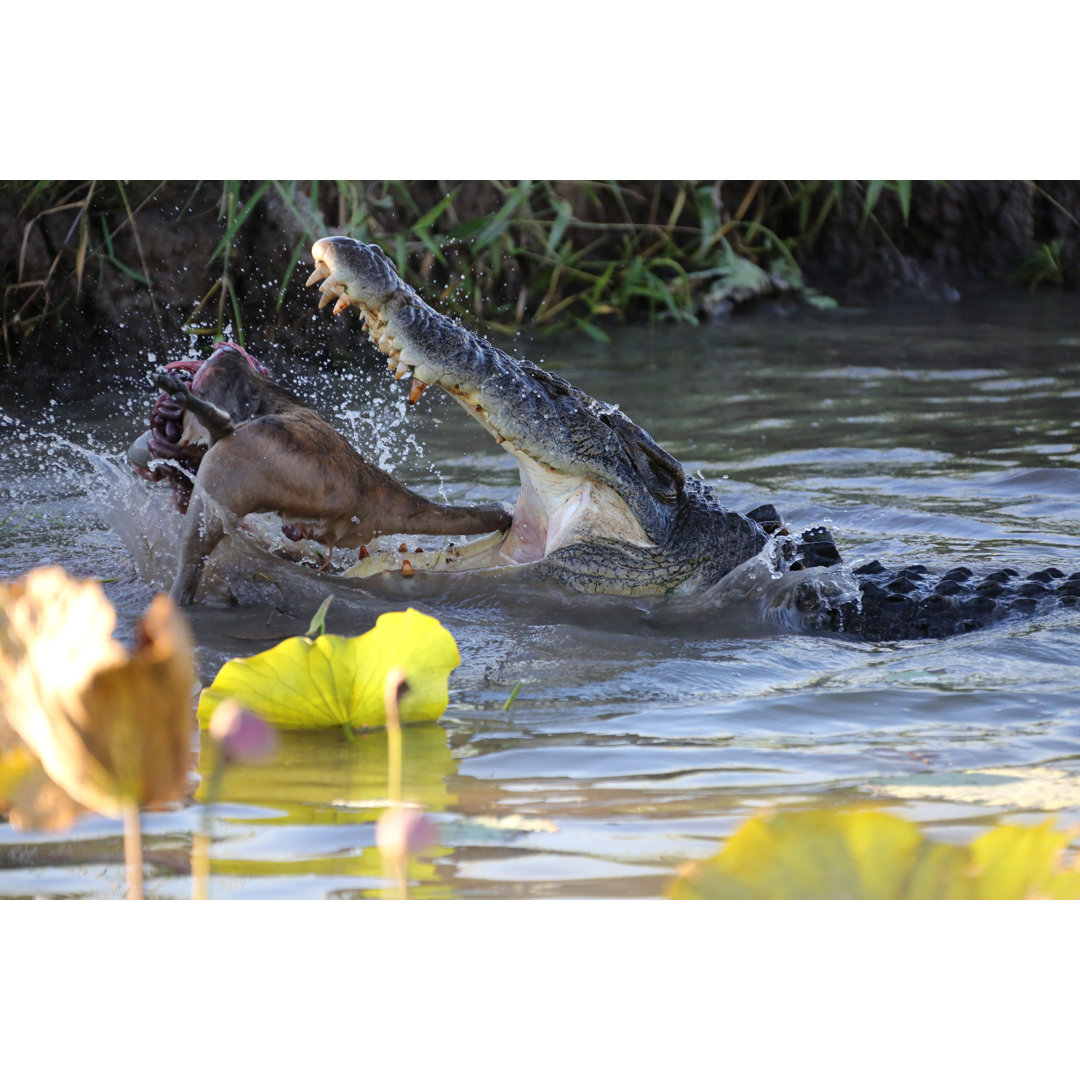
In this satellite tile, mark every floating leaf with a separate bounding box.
[670,810,1080,900]
[671,810,957,900]
[197,608,460,730]
[961,821,1080,900]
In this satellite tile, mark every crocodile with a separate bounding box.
[298,235,1080,641]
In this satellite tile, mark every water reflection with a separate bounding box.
[195,724,457,898]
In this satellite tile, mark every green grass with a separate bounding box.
[262,180,851,341]
[1017,240,1066,289]
[2,180,167,360]
[13,179,1061,364]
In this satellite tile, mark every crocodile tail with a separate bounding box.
[839,562,1080,641]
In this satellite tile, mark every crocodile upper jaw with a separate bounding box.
[307,238,650,577]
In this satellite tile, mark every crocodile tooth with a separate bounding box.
[333,294,351,315]
[318,275,340,293]
[387,358,397,372]
[394,361,410,380]
[318,290,335,309]
[378,333,391,351]
[305,262,330,287]
[408,377,428,405]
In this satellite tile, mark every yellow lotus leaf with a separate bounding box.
[670,810,1080,900]
[197,608,460,730]
[671,810,967,900]
[0,567,196,827]
[954,821,1080,900]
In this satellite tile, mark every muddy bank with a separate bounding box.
[2,180,1078,398]
[0,182,360,399]
[797,180,1080,301]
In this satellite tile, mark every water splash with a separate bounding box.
[661,532,863,633]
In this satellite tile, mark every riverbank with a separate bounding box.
[2,180,1078,397]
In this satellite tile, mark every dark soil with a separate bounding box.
[0,182,366,400]
[797,180,1080,301]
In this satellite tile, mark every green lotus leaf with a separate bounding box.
[669,810,1080,900]
[197,608,460,730]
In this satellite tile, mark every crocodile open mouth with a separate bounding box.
[306,238,650,581]
[307,258,432,406]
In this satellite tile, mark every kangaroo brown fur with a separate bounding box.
[153,345,512,605]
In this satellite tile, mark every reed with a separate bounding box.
[8,179,1069,365]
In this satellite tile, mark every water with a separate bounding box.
[3,294,1080,899]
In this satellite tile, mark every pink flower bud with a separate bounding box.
[208,700,276,764]
[376,807,438,861]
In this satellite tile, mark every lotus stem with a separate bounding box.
[384,673,404,810]
[393,859,408,900]
[190,830,210,901]
[192,756,226,900]
[383,668,407,899]
[123,801,144,900]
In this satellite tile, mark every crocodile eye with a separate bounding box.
[645,457,681,503]
[635,442,685,504]
[602,410,685,504]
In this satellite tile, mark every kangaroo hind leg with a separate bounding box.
[170,490,227,606]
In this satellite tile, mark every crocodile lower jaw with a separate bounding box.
[343,456,649,579]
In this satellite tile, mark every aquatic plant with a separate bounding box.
[206,699,278,766]
[669,810,1080,900]
[196,606,460,732]
[194,617,447,897]
[0,566,195,898]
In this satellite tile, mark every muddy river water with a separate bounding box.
[2,293,1080,899]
